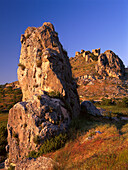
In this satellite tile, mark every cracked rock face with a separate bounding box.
[96,50,125,79]
[7,95,70,163]
[6,22,80,167]
[17,22,80,117]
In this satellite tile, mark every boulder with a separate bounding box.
[6,95,70,164]
[96,50,125,79]
[81,101,101,116]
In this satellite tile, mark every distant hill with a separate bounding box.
[70,49,128,101]
[0,83,22,113]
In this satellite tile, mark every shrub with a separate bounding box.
[37,95,42,100]
[101,98,115,106]
[47,91,63,99]
[28,133,68,158]
[116,97,128,107]
[7,104,13,110]
[36,60,42,67]
[38,52,42,56]
[0,121,7,156]
[8,165,15,170]
[18,63,25,70]
[33,135,40,144]
[13,132,18,138]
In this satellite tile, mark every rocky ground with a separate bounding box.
[70,52,128,101]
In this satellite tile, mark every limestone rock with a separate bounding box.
[96,50,125,79]
[5,156,59,170]
[75,51,80,56]
[92,48,100,56]
[6,95,70,165]
[18,22,80,117]
[81,101,101,116]
[6,22,80,167]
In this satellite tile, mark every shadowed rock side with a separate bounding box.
[5,22,80,168]
[96,50,125,79]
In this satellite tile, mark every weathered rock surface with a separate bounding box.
[6,22,80,168]
[81,101,101,117]
[6,95,70,163]
[5,156,59,170]
[17,22,80,118]
[96,50,125,79]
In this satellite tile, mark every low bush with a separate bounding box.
[47,91,63,99]
[36,60,42,67]
[33,135,40,144]
[28,133,68,158]
[0,121,7,157]
[101,98,115,106]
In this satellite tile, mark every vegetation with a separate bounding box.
[18,63,25,70]
[43,116,128,169]
[0,84,22,113]
[28,133,68,158]
[36,60,42,67]
[33,135,40,145]
[0,121,7,159]
[37,95,42,100]
[95,97,128,117]
[47,91,63,99]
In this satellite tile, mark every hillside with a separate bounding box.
[0,83,22,113]
[70,50,128,101]
[0,24,128,170]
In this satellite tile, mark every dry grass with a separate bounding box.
[0,113,8,122]
[43,116,128,169]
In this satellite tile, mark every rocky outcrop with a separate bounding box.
[5,156,59,170]
[6,95,70,163]
[17,22,80,118]
[5,81,20,89]
[6,22,80,168]
[81,101,101,117]
[96,50,125,79]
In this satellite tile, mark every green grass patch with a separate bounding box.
[96,105,128,117]
[28,133,68,158]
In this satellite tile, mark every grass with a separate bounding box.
[0,85,22,113]
[0,115,8,162]
[43,116,128,169]
[0,112,8,122]
[96,105,128,117]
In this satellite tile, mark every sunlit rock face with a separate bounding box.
[5,22,80,167]
[96,50,125,79]
[17,22,80,117]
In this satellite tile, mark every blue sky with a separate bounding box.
[0,0,128,84]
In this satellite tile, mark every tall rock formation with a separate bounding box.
[6,22,80,167]
[96,50,125,79]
